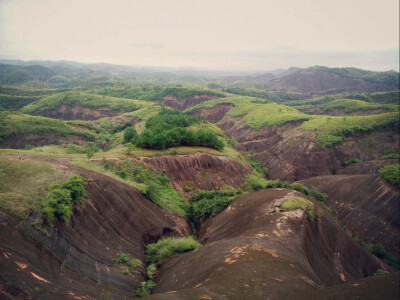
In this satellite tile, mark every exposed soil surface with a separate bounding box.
[163,95,216,110]
[140,153,252,198]
[148,189,381,299]
[191,107,399,181]
[292,271,399,300]
[0,155,190,299]
[300,174,400,253]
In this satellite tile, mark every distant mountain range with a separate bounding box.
[0,59,398,96]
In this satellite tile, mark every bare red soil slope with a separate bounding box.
[148,189,381,299]
[0,157,190,299]
[141,153,252,198]
[300,174,400,253]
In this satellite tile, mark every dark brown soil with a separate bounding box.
[0,156,191,299]
[300,174,400,253]
[140,153,253,198]
[148,189,381,299]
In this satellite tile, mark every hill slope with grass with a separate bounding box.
[20,91,153,120]
[187,96,399,180]
[265,67,399,96]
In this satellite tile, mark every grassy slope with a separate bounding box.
[20,91,152,114]
[301,112,399,134]
[0,112,97,142]
[186,96,311,130]
[186,96,399,139]
[0,155,66,219]
[92,85,225,101]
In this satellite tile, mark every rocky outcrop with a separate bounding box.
[141,153,253,198]
[148,189,381,299]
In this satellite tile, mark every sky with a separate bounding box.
[0,0,399,72]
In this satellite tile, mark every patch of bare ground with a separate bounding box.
[300,174,400,253]
[148,189,381,299]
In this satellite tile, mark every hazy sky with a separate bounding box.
[0,0,399,71]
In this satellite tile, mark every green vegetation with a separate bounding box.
[133,235,202,297]
[0,112,95,143]
[318,99,397,114]
[264,180,327,203]
[344,158,361,166]
[381,153,400,160]
[0,94,42,111]
[316,134,344,148]
[133,108,224,150]
[356,239,400,270]
[246,157,268,177]
[245,173,268,192]
[186,96,311,130]
[378,164,400,186]
[222,86,302,102]
[189,189,242,228]
[146,236,201,266]
[20,91,150,114]
[345,91,400,104]
[123,127,137,143]
[0,156,66,219]
[303,112,399,148]
[113,252,142,276]
[42,174,86,224]
[280,197,317,221]
[101,159,188,215]
[95,85,224,101]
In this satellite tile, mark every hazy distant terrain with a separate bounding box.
[0,60,399,299]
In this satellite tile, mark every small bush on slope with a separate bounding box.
[280,197,317,221]
[378,164,400,186]
[145,236,201,266]
[42,174,86,224]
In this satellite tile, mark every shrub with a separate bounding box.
[280,197,317,221]
[41,174,86,224]
[380,153,400,160]
[378,164,400,186]
[344,158,361,165]
[189,190,241,227]
[246,158,268,177]
[316,134,344,148]
[133,280,156,298]
[145,236,201,266]
[123,126,137,143]
[146,264,157,279]
[62,174,87,204]
[42,188,73,224]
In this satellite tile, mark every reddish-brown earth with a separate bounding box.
[300,174,400,253]
[148,189,381,299]
[140,153,253,198]
[34,103,125,120]
[0,156,190,299]
[163,95,216,110]
[191,107,399,181]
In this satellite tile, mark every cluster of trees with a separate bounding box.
[128,108,224,150]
